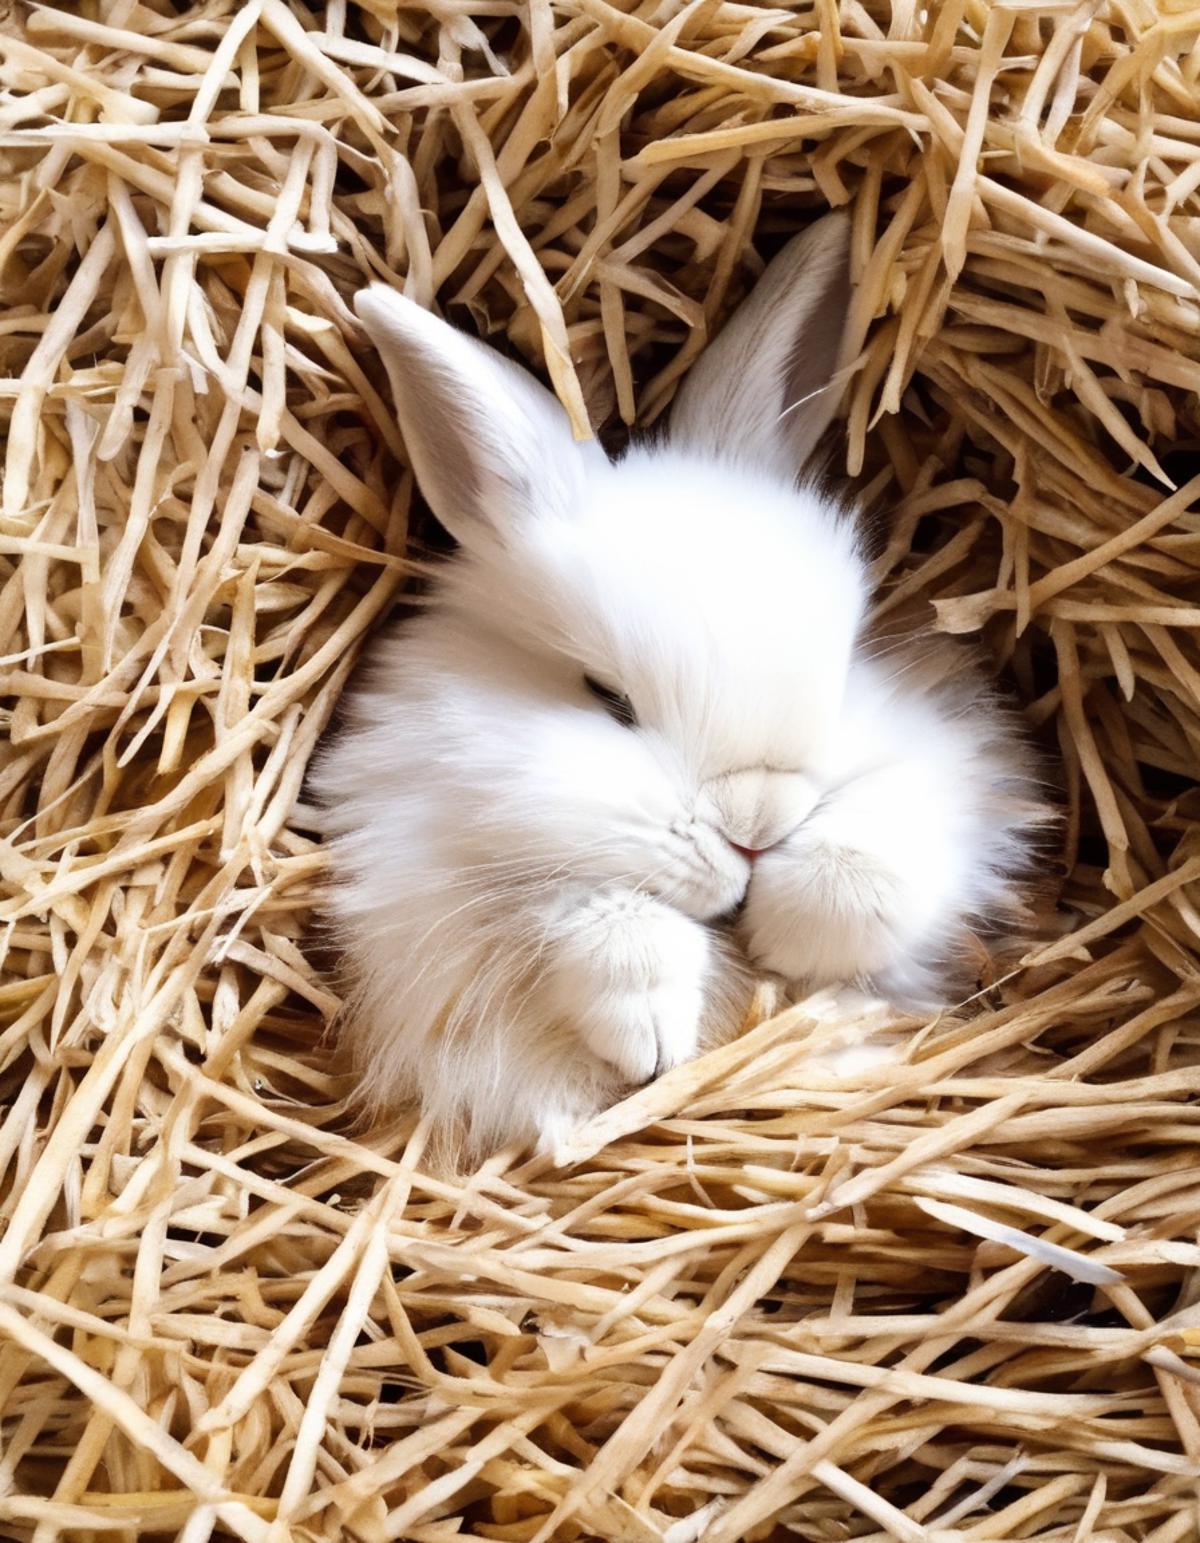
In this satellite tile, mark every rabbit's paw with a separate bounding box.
[542,892,709,1084]
[742,836,909,986]
[740,758,958,994]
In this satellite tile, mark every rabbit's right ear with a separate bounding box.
[669,212,853,481]
[354,288,601,550]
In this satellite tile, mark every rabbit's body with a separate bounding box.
[312,215,1043,1156]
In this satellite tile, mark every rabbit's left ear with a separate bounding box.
[354,288,604,553]
[668,212,853,480]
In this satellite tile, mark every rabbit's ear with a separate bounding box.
[354,288,600,549]
[669,212,853,480]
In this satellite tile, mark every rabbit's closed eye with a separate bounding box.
[583,674,637,728]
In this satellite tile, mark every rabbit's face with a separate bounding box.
[435,445,866,923]
[350,214,861,919]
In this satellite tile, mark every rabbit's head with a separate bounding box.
[351,214,864,924]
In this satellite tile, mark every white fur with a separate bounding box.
[310,213,1041,1158]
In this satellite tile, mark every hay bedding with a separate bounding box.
[6,0,1200,1538]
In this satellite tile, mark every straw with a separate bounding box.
[3,0,1200,1538]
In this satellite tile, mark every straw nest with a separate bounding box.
[5,0,1200,1539]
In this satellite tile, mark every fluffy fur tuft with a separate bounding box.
[310,213,1045,1159]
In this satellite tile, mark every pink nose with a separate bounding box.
[731,843,766,861]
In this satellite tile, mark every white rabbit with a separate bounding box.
[310,213,1042,1158]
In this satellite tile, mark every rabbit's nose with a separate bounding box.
[704,767,818,852]
[730,841,769,862]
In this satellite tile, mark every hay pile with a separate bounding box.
[4,0,1200,1537]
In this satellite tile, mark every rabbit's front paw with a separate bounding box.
[739,760,960,997]
[741,836,909,986]
[542,892,709,1084]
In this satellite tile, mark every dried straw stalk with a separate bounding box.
[3,0,1200,1538]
